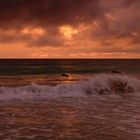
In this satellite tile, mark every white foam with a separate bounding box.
[0,74,139,101]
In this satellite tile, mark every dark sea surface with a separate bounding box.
[0,59,139,86]
[0,59,140,75]
[0,59,140,140]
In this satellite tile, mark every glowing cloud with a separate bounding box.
[0,0,139,58]
[22,27,45,39]
[59,25,78,39]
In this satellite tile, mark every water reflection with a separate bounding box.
[0,74,91,87]
[0,97,140,139]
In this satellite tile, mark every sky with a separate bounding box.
[0,0,140,58]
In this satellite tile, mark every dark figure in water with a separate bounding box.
[112,71,121,74]
[61,74,69,77]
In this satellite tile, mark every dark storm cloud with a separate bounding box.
[0,0,105,29]
[0,0,107,47]
[90,0,140,45]
[0,0,140,49]
[124,0,140,5]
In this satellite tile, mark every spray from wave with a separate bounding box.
[0,74,139,101]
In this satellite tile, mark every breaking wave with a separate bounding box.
[0,74,140,101]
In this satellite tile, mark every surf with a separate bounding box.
[0,74,139,101]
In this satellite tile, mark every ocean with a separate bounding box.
[0,59,140,140]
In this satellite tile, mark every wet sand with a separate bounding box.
[0,96,140,140]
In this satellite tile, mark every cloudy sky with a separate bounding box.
[0,0,140,58]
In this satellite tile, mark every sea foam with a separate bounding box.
[0,74,139,101]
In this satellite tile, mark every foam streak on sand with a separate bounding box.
[0,74,139,101]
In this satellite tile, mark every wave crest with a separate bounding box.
[0,74,139,101]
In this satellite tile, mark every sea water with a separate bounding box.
[0,59,140,140]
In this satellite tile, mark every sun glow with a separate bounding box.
[59,25,78,39]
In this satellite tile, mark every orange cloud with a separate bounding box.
[59,25,78,39]
[0,0,140,58]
